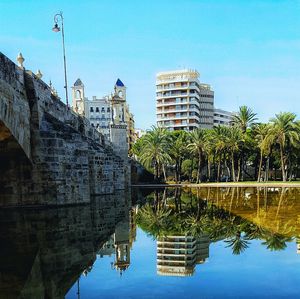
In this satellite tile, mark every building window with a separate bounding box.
[107,107,110,112]
[76,90,81,99]
[96,107,99,113]
[90,107,94,112]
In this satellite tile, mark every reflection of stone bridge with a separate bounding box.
[0,191,130,298]
[0,53,128,206]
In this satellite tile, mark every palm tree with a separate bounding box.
[138,126,171,181]
[225,126,243,182]
[210,126,229,181]
[188,129,207,183]
[232,105,258,133]
[254,123,273,182]
[169,131,188,182]
[269,112,300,181]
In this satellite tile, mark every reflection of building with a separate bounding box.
[157,235,209,277]
[98,236,115,257]
[97,205,138,275]
[113,220,131,273]
[156,69,214,131]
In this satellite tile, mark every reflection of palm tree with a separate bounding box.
[262,232,292,251]
[244,222,267,240]
[136,204,171,238]
[276,188,287,219]
[225,231,250,255]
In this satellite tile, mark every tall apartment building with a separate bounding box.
[157,235,209,277]
[213,108,233,127]
[156,70,214,131]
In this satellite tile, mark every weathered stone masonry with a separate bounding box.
[0,52,129,206]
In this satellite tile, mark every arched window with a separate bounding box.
[75,90,81,99]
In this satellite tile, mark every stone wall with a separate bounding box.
[0,52,129,206]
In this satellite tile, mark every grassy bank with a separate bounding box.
[132,181,300,188]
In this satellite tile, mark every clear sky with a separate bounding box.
[1,0,300,129]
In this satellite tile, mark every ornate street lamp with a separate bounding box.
[52,12,69,107]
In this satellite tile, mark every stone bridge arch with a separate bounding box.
[0,53,31,160]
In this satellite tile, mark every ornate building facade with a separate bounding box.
[71,78,135,153]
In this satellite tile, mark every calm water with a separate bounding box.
[1,187,300,298]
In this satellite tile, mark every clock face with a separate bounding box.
[118,91,123,98]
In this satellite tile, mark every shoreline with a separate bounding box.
[131,182,300,188]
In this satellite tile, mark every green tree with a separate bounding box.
[254,123,273,182]
[188,129,207,183]
[137,126,171,181]
[232,105,257,133]
[169,131,188,182]
[225,126,243,182]
[269,112,300,181]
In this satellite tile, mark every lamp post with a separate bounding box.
[52,11,69,107]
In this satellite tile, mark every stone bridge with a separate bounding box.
[0,52,129,206]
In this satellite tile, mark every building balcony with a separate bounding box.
[157,237,196,243]
[157,259,196,266]
[157,250,196,257]
[156,92,189,100]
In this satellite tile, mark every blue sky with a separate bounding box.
[1,0,300,129]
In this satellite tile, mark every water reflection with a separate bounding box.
[157,235,209,277]
[0,190,132,299]
[97,206,138,276]
[2,187,300,298]
[136,187,300,263]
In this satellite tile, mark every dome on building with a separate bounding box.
[74,78,83,86]
[115,78,125,87]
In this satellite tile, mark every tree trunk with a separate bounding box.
[162,164,167,182]
[231,152,236,182]
[280,145,286,181]
[257,151,263,182]
[197,151,202,183]
[217,160,221,182]
[237,157,241,182]
[154,161,158,181]
[265,156,270,182]
[179,159,182,182]
[225,160,230,181]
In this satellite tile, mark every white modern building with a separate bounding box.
[213,108,233,127]
[156,69,214,131]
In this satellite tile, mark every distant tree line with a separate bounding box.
[132,106,300,182]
